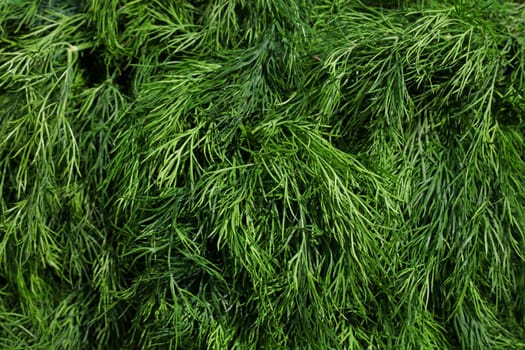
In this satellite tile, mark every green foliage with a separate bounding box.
[1,0,525,348]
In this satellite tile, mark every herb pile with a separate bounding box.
[1,1,525,349]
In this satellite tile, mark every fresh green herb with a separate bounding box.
[1,1,525,349]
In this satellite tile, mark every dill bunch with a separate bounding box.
[1,0,524,349]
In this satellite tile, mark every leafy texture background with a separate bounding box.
[1,0,525,349]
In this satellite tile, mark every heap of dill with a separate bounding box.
[1,1,524,348]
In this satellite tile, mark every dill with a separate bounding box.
[1,0,525,349]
